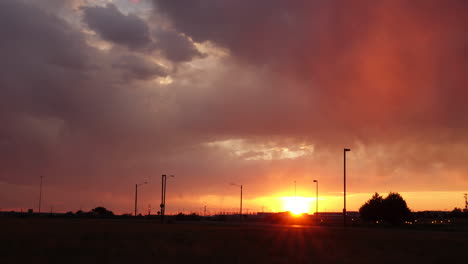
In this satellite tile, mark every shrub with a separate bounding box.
[91,206,114,217]
[359,192,411,225]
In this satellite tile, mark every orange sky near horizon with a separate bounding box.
[2,178,466,215]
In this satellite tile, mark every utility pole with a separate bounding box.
[135,182,147,216]
[135,184,138,216]
[344,148,351,227]
[161,175,166,223]
[38,176,44,213]
[230,183,243,222]
[240,184,243,222]
[313,180,318,215]
[160,175,175,224]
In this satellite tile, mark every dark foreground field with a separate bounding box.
[1,218,466,264]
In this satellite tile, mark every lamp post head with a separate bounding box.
[344,148,351,152]
[313,180,318,182]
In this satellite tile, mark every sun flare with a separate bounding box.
[281,196,313,215]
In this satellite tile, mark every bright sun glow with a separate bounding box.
[281,196,313,215]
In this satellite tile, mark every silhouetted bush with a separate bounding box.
[75,210,94,217]
[360,192,411,225]
[175,212,201,221]
[91,206,114,217]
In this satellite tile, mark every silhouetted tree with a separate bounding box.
[448,207,468,218]
[359,192,411,225]
[382,192,411,225]
[91,206,114,217]
[65,211,74,217]
[359,192,384,222]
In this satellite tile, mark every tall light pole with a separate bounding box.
[313,180,318,216]
[230,183,243,221]
[135,181,148,216]
[344,148,351,227]
[38,176,44,213]
[160,174,175,224]
[240,185,242,220]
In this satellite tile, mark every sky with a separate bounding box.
[1,0,467,215]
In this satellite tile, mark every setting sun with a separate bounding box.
[281,196,313,215]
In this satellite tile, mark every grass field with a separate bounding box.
[1,218,466,264]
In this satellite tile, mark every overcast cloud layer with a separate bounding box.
[1,0,467,213]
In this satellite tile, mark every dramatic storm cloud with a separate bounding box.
[154,29,203,62]
[153,0,468,192]
[1,0,467,214]
[112,54,168,80]
[83,3,152,49]
[154,0,468,135]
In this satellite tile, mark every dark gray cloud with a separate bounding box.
[155,30,203,62]
[82,3,151,49]
[154,0,468,136]
[151,0,468,198]
[0,0,90,119]
[0,1,171,188]
[112,54,168,80]
[82,3,202,62]
[0,0,89,184]
[153,0,309,61]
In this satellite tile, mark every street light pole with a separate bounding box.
[160,174,174,224]
[240,184,243,221]
[230,183,243,222]
[313,180,318,215]
[135,184,138,216]
[38,176,44,213]
[135,182,148,216]
[344,148,351,227]
[161,175,165,223]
